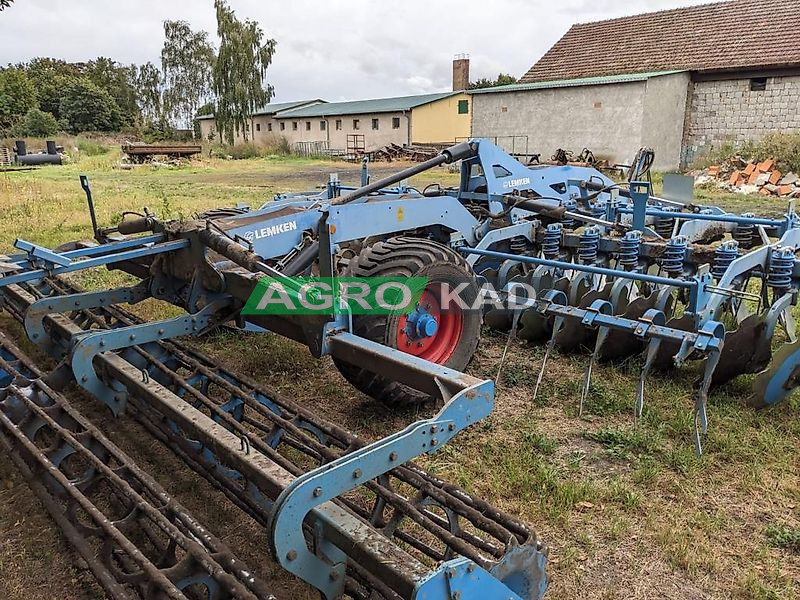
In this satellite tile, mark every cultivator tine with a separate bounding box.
[693,349,721,455]
[636,337,662,422]
[579,324,610,417]
[532,314,565,402]
[496,307,523,385]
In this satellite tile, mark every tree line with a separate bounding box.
[0,0,274,144]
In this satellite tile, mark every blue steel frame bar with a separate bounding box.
[0,239,188,287]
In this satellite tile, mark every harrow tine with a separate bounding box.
[533,315,565,402]
[692,348,721,455]
[579,325,610,417]
[636,338,662,422]
[495,308,523,385]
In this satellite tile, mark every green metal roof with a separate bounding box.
[196,99,326,120]
[276,92,459,118]
[467,70,685,94]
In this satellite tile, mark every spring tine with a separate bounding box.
[579,326,609,417]
[781,308,797,343]
[495,308,523,385]
[636,339,661,423]
[533,315,564,402]
[692,349,720,456]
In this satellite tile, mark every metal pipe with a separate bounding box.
[616,207,782,227]
[330,141,477,206]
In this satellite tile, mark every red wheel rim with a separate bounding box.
[395,283,463,364]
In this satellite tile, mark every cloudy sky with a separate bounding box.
[2,0,712,102]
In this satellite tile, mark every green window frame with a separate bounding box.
[457,99,469,114]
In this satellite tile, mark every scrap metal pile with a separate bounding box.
[0,139,798,599]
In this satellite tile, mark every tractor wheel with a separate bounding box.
[334,237,482,407]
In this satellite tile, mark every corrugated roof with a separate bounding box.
[196,99,325,120]
[521,0,800,83]
[276,92,458,118]
[468,71,683,94]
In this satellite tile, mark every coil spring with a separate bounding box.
[578,226,600,264]
[510,235,529,254]
[733,213,756,249]
[654,207,677,238]
[712,240,739,280]
[662,235,688,276]
[767,246,794,294]
[561,199,578,229]
[619,230,642,270]
[541,223,562,260]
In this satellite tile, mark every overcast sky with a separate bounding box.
[2,0,712,102]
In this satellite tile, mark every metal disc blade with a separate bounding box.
[710,314,768,386]
[750,339,800,408]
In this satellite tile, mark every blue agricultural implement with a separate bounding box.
[0,139,798,598]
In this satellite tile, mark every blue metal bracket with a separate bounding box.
[14,238,72,267]
[24,284,151,353]
[268,377,495,600]
[70,300,228,416]
[629,181,651,233]
[413,556,526,600]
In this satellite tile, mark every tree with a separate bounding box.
[15,108,59,137]
[24,58,82,120]
[135,61,163,124]
[469,73,518,90]
[0,68,38,130]
[84,57,139,126]
[161,20,215,130]
[59,78,123,133]
[212,0,275,144]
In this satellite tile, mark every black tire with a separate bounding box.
[334,237,482,407]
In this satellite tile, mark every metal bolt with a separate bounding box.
[352,469,362,479]
[81,375,88,382]
[467,564,475,573]
[286,550,297,561]
[431,438,438,446]
[466,391,476,399]
[313,486,323,497]
[389,452,398,461]
[129,334,136,340]
[99,340,106,347]
[158,328,165,335]
[417,342,424,347]
[448,423,455,432]
[452,592,461,600]
[447,568,457,578]
[430,426,437,434]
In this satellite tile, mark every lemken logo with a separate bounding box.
[242,220,299,242]
[502,177,531,189]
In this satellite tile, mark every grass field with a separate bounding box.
[0,149,798,600]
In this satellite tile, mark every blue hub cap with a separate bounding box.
[405,308,438,340]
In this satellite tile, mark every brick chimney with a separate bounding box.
[452,54,470,91]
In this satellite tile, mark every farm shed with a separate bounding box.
[470,0,800,170]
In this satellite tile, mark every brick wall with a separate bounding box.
[682,75,800,166]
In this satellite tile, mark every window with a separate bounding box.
[457,99,469,114]
[372,118,379,130]
[320,120,326,131]
[292,121,298,131]
[335,119,342,130]
[392,117,400,129]
[305,121,311,131]
[353,119,360,130]
[750,77,767,92]
[280,122,285,131]
[501,106,507,113]
[255,123,261,132]
[267,123,272,132]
